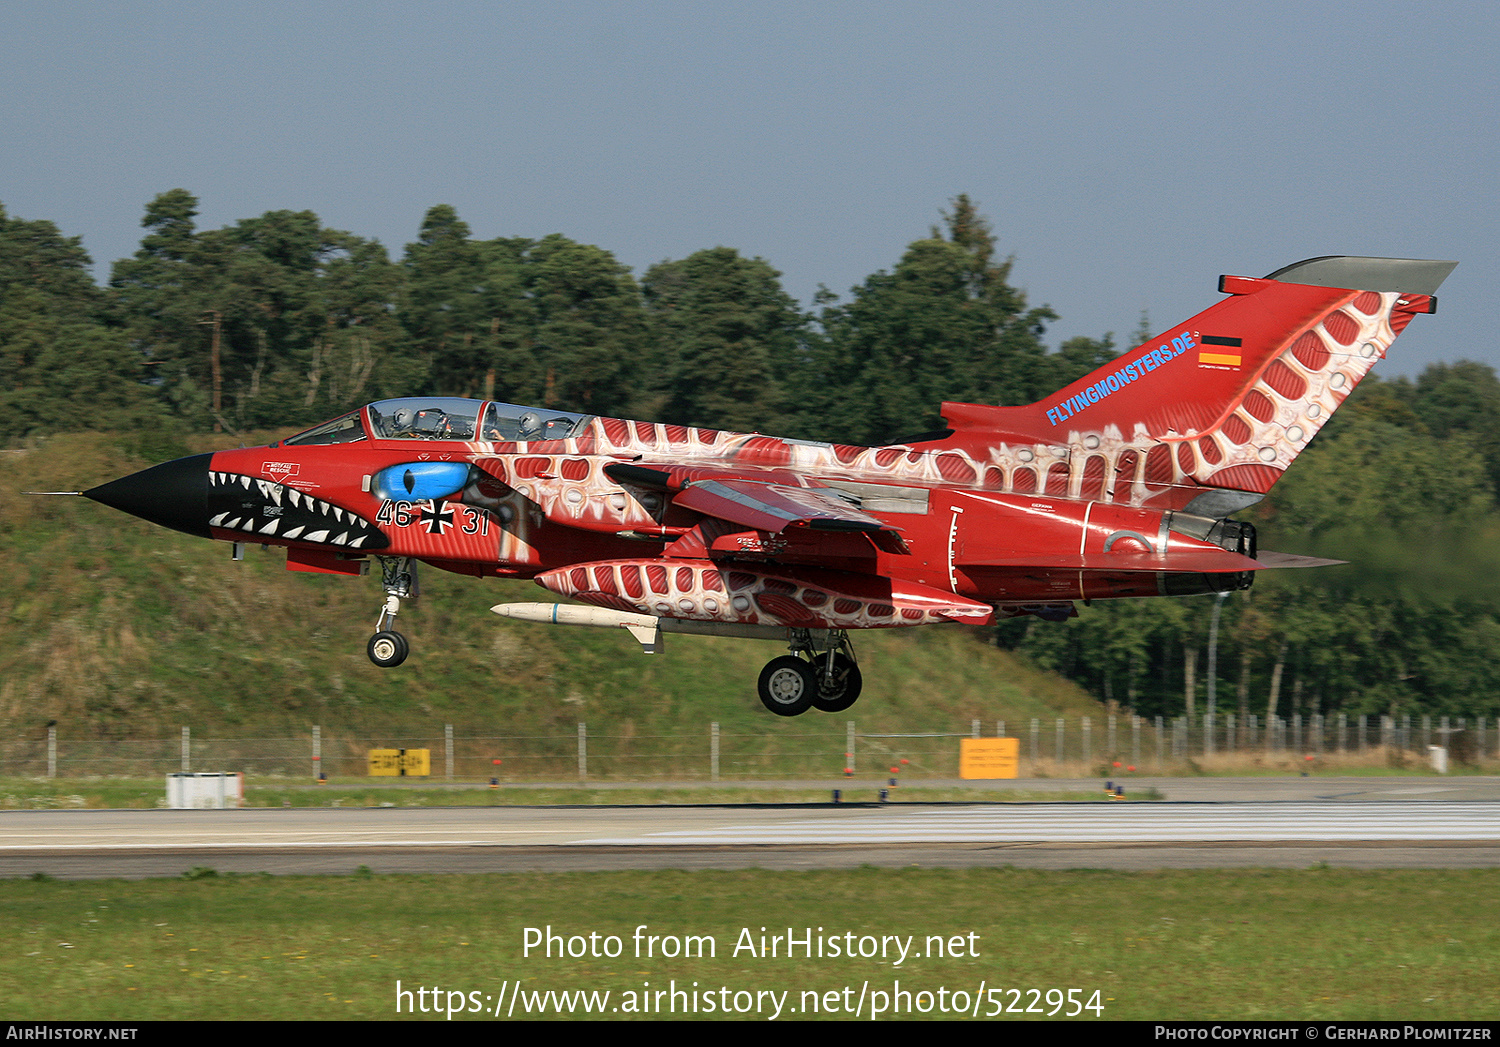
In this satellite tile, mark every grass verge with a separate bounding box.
[2,867,1497,1020]
[0,777,1154,809]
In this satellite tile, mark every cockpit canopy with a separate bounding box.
[367,397,482,440]
[476,401,592,442]
[282,397,594,446]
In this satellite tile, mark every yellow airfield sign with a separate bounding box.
[959,738,1019,779]
[368,748,431,777]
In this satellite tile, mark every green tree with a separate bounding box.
[399,212,644,415]
[1410,361,1500,494]
[642,247,806,432]
[113,192,408,431]
[524,234,646,416]
[401,204,492,398]
[0,202,151,434]
[801,195,1057,444]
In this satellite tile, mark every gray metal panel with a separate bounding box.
[819,479,932,514]
[1184,489,1264,519]
[1263,256,1457,295]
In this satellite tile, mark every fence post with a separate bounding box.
[445,724,454,780]
[1132,715,1141,768]
[1083,716,1091,765]
[1055,718,1065,765]
[971,719,980,739]
[1108,713,1116,756]
[313,724,321,780]
[577,722,587,782]
[711,722,719,782]
[1030,719,1039,765]
[847,720,856,775]
[996,720,1005,739]
[1155,716,1164,769]
[181,726,190,773]
[47,724,56,779]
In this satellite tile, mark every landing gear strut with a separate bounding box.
[755,629,862,716]
[367,556,417,668]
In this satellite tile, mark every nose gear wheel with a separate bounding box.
[368,630,409,668]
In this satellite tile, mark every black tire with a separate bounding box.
[809,653,863,713]
[368,630,409,668]
[757,656,816,716]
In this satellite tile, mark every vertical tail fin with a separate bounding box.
[939,256,1455,511]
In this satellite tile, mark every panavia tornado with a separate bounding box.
[83,256,1455,715]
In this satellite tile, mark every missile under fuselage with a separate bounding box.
[490,602,818,654]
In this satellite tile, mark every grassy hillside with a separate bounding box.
[0,432,1101,743]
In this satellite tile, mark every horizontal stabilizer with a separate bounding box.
[1253,550,1347,569]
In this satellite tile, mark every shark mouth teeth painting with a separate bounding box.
[206,472,390,550]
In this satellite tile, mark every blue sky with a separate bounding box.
[3,0,1493,377]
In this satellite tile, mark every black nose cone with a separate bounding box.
[83,453,213,539]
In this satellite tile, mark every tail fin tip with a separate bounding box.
[1263,256,1457,296]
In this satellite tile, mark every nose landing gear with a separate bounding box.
[368,629,409,668]
[367,556,417,668]
[755,629,862,716]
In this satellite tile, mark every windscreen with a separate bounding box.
[283,410,367,446]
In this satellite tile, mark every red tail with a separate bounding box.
[934,256,1456,513]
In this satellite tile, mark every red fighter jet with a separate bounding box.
[84,256,1455,716]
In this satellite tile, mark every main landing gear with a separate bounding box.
[367,556,417,668]
[756,630,862,717]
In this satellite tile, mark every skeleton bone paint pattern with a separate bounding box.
[537,559,993,630]
[1131,289,1400,497]
[460,291,1408,532]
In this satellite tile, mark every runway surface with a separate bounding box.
[6,779,1500,878]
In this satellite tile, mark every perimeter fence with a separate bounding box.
[2,712,1494,781]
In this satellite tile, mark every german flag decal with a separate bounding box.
[1199,334,1242,368]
